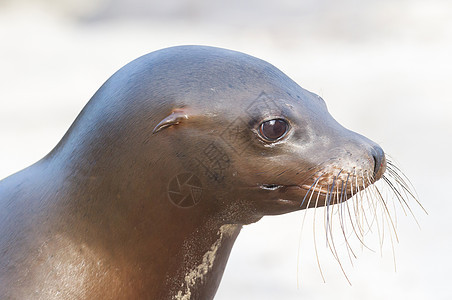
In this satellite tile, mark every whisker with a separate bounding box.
[300,172,325,208]
[364,173,383,253]
[312,189,325,283]
[325,170,341,242]
[296,155,424,285]
[386,159,426,213]
[344,176,374,251]
[337,177,357,264]
[297,176,322,287]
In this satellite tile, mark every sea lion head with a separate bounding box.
[54,45,386,225]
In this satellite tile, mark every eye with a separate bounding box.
[259,119,289,141]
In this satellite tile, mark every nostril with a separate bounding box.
[371,145,385,180]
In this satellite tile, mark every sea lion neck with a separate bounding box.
[14,157,243,299]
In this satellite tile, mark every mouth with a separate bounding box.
[258,184,305,207]
[259,183,353,208]
[261,183,352,195]
[260,184,284,191]
[260,183,328,195]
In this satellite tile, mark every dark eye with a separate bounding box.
[259,119,289,141]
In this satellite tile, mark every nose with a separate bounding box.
[371,145,386,180]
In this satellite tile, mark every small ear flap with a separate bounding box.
[152,109,190,134]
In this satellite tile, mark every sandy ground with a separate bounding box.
[0,1,451,299]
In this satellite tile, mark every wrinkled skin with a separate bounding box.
[0,46,385,299]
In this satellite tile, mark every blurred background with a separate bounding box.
[0,0,450,299]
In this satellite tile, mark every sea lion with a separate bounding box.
[0,45,392,299]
